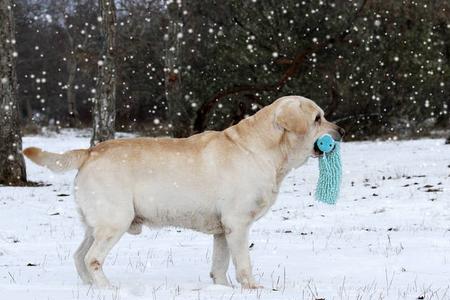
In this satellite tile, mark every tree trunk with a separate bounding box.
[65,32,81,128]
[67,55,81,127]
[91,0,117,146]
[0,0,27,185]
[164,1,190,138]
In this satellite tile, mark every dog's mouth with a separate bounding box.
[312,142,324,158]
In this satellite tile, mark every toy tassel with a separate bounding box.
[315,139,342,205]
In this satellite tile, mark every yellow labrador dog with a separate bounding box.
[24,95,344,289]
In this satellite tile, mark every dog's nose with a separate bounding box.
[338,127,345,138]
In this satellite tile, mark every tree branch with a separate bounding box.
[193,0,369,133]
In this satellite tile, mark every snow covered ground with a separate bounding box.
[1,130,450,300]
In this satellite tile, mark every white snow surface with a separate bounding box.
[1,130,450,300]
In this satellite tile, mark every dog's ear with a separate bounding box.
[275,100,308,135]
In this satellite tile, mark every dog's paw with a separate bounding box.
[210,272,231,286]
[90,278,115,290]
[238,276,263,289]
[241,282,264,289]
[236,270,262,289]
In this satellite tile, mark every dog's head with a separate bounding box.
[274,96,345,157]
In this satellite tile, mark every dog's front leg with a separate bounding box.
[210,233,230,286]
[223,221,261,289]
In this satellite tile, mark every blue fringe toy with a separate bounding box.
[314,134,342,205]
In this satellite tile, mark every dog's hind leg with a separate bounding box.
[74,174,134,287]
[210,233,230,286]
[84,226,128,288]
[74,227,94,284]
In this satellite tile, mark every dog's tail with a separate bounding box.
[23,147,89,173]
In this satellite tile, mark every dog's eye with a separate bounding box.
[315,114,321,123]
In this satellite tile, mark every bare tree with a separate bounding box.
[0,0,27,185]
[91,0,117,146]
[164,0,190,138]
[66,48,81,127]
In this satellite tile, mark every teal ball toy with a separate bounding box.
[315,134,335,153]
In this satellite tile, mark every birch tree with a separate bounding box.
[0,0,27,185]
[91,0,117,146]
